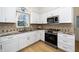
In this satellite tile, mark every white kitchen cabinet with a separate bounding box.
[58,32,75,52]
[31,11,43,24]
[37,30,45,41]
[40,14,47,24]
[16,33,29,50]
[58,8,73,23]
[16,33,25,50]
[0,7,17,23]
[28,31,39,44]
[2,35,19,52]
[31,30,45,41]
[0,43,2,52]
[0,30,45,52]
[21,32,33,48]
[40,7,73,23]
[41,30,45,41]
[17,32,39,50]
[31,12,40,24]
[5,7,17,23]
[50,7,73,23]
[0,8,6,22]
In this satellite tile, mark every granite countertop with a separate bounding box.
[0,29,39,37]
[0,29,74,37]
[58,31,75,35]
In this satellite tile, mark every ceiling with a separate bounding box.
[31,7,59,14]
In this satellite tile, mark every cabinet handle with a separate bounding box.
[63,40,67,43]
[27,37,29,40]
[62,46,67,49]
[8,37,13,39]
[0,45,2,49]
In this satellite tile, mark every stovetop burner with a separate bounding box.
[46,29,60,35]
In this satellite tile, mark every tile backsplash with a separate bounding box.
[0,23,74,34]
[31,23,74,34]
[44,24,74,34]
[0,23,19,34]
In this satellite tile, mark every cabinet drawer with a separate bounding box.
[58,42,75,52]
[58,38,74,46]
[2,39,18,45]
[58,34,75,46]
[0,37,11,42]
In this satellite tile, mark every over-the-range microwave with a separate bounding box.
[47,16,59,24]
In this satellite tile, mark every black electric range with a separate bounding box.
[45,29,60,48]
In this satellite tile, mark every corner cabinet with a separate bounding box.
[0,7,17,23]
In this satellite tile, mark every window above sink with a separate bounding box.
[16,7,30,28]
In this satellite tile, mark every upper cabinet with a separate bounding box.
[0,7,74,24]
[0,7,17,23]
[0,8,5,22]
[30,7,43,24]
[40,7,73,24]
[58,7,73,23]
[5,7,17,23]
[40,13,47,24]
[30,12,42,24]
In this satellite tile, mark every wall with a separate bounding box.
[74,7,79,41]
[0,23,16,34]
[0,23,74,34]
[0,7,74,34]
[31,23,74,34]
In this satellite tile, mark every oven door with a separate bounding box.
[45,33,57,46]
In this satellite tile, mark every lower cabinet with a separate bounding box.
[0,43,2,52]
[58,32,75,52]
[2,38,19,52]
[40,30,45,41]
[37,30,45,41]
[17,33,27,50]
[0,30,45,52]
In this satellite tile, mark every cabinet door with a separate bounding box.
[28,32,36,44]
[41,30,45,41]
[27,31,40,45]
[31,12,37,23]
[16,33,25,50]
[5,7,17,23]
[2,38,18,52]
[0,7,5,22]
[0,43,2,52]
[41,13,47,24]
[36,30,45,41]
[33,31,40,42]
[59,8,73,23]
[39,30,45,41]
[31,12,40,24]
[58,32,75,52]
[17,33,30,50]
